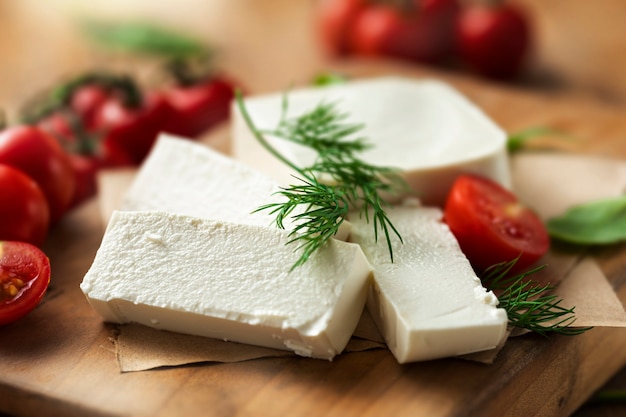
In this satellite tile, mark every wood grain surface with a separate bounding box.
[1,1,626,416]
[1,61,626,417]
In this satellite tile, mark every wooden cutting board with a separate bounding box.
[1,61,626,417]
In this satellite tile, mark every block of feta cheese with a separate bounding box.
[120,134,351,239]
[348,201,508,363]
[80,210,372,360]
[120,134,284,228]
[232,76,510,206]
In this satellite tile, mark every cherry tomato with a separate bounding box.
[0,126,76,223]
[67,154,100,208]
[162,77,235,138]
[0,240,51,326]
[443,174,549,273]
[95,93,171,165]
[0,164,50,246]
[69,84,109,130]
[317,0,365,56]
[348,0,460,64]
[455,3,530,79]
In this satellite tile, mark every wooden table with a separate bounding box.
[1,1,626,416]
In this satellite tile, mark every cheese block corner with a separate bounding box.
[80,210,372,360]
[348,202,508,363]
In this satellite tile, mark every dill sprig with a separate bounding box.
[236,91,404,269]
[481,259,593,336]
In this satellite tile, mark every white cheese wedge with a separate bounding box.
[232,76,510,206]
[348,201,508,363]
[121,134,284,228]
[80,210,372,360]
[120,134,351,239]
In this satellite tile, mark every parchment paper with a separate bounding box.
[97,146,626,372]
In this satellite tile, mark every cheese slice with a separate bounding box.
[232,76,510,206]
[121,134,284,228]
[80,210,372,360]
[348,201,508,363]
[120,134,351,239]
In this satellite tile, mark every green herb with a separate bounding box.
[80,21,208,58]
[507,126,569,152]
[482,259,592,336]
[312,72,349,87]
[235,91,404,269]
[546,196,626,245]
[589,389,626,404]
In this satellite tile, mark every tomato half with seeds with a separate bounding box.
[444,174,549,273]
[0,241,51,326]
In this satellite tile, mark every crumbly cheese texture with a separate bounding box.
[121,134,351,239]
[348,202,508,363]
[121,134,282,228]
[80,210,371,360]
[232,76,510,206]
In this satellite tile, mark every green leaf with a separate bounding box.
[507,126,568,153]
[547,195,626,245]
[80,21,208,58]
[312,72,348,87]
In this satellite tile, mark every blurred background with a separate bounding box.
[1,1,625,415]
[2,0,626,114]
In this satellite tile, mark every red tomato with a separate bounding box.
[162,77,235,138]
[0,126,76,223]
[69,84,109,130]
[67,154,100,208]
[443,174,549,273]
[455,3,530,79]
[95,93,171,165]
[0,165,50,246]
[349,0,460,64]
[0,240,51,326]
[317,0,365,56]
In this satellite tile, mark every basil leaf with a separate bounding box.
[81,21,208,58]
[547,195,626,245]
[507,126,568,153]
[312,72,348,87]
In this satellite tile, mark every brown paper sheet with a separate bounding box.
[117,311,386,372]
[98,147,626,372]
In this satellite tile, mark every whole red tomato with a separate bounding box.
[317,0,365,56]
[69,84,109,131]
[444,174,549,273]
[455,3,530,79]
[66,154,100,209]
[348,0,460,64]
[95,93,171,165]
[162,77,235,138]
[0,240,51,326]
[0,126,76,223]
[0,164,50,246]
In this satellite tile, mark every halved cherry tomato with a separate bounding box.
[162,77,235,138]
[0,241,50,326]
[443,174,549,273]
[0,126,76,223]
[0,164,50,246]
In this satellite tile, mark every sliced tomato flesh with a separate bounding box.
[0,241,50,325]
[444,174,549,273]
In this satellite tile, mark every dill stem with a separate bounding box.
[235,91,303,175]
